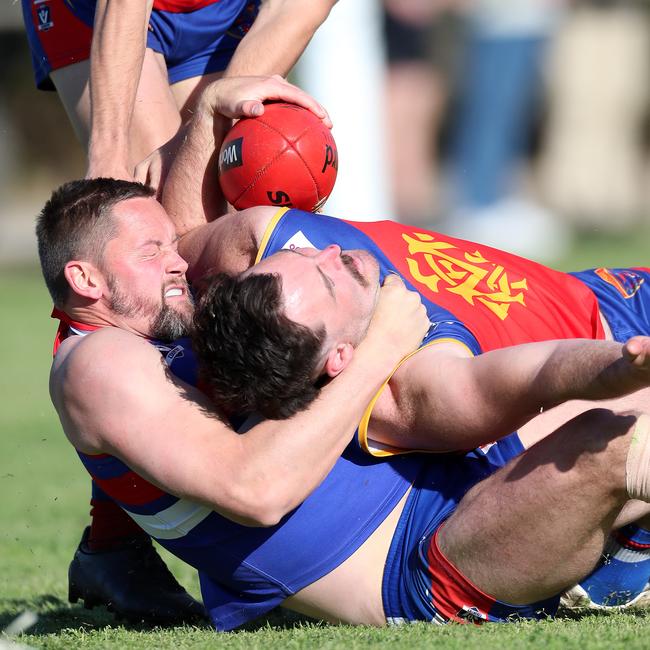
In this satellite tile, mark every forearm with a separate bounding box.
[237,344,406,524]
[233,276,429,524]
[465,339,650,432]
[88,0,151,176]
[412,338,650,449]
[534,338,650,405]
[162,103,229,236]
[225,0,336,77]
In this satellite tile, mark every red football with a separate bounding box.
[218,102,338,211]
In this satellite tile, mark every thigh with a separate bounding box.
[170,70,224,122]
[130,50,183,162]
[439,409,635,605]
[52,49,182,164]
[50,60,92,146]
[419,524,560,624]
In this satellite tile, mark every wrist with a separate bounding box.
[350,338,402,384]
[197,80,225,117]
[88,136,129,163]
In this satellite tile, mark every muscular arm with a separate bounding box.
[224,0,337,77]
[136,2,332,195]
[179,207,275,282]
[86,0,152,179]
[53,278,428,526]
[162,75,327,235]
[379,337,650,452]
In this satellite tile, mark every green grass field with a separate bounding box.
[2,228,650,648]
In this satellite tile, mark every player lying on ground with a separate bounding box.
[24,0,336,617]
[164,95,650,616]
[182,207,650,616]
[170,88,650,459]
[43,176,650,628]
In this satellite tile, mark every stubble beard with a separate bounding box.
[340,251,381,345]
[106,274,194,342]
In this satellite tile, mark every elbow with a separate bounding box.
[243,488,290,527]
[246,507,284,528]
[210,485,289,528]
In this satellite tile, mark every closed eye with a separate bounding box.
[317,267,335,299]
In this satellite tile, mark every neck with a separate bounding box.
[60,304,146,338]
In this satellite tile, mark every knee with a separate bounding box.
[552,408,640,468]
[567,408,640,443]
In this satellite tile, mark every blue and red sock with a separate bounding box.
[88,481,145,551]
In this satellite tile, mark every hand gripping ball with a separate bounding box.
[218,102,338,211]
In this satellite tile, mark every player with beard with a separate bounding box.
[40,178,429,624]
[47,186,650,628]
[39,75,429,625]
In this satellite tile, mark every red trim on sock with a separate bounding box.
[88,498,145,551]
[613,529,650,551]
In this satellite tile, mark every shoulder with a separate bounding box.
[51,328,200,452]
[391,339,473,392]
[239,206,282,245]
[211,206,279,252]
[180,206,280,280]
[50,328,162,451]
[55,327,158,370]
[51,328,167,410]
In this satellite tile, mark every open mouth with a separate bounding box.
[164,287,184,298]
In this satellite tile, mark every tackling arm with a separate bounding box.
[53,276,429,526]
[381,336,650,452]
[224,0,337,78]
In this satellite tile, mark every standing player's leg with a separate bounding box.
[21,0,182,171]
[436,409,650,614]
[171,70,225,122]
[51,49,182,171]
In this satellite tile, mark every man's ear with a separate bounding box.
[324,342,355,378]
[63,260,105,301]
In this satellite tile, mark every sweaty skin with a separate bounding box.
[158,90,650,624]
[178,205,644,452]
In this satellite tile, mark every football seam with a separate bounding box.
[230,122,290,205]
[251,119,321,200]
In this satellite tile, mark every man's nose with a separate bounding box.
[317,245,342,266]
[167,249,188,275]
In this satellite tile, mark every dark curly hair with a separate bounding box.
[36,178,154,306]
[192,272,326,419]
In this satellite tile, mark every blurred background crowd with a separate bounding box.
[2,0,650,266]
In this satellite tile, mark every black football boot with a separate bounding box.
[68,527,207,625]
